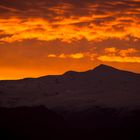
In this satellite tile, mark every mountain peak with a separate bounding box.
[63,70,78,76]
[93,64,118,72]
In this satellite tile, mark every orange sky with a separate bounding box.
[0,0,140,79]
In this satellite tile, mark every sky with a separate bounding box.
[0,0,140,79]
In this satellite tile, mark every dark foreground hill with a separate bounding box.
[0,106,140,140]
[0,106,65,140]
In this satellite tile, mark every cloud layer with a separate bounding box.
[0,0,140,43]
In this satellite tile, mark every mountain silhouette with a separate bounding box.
[0,64,140,139]
[0,64,140,110]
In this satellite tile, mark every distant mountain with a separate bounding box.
[0,64,140,111]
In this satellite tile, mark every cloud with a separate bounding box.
[47,52,96,60]
[0,16,140,43]
[0,4,18,12]
[98,55,140,63]
[119,48,138,56]
[98,47,140,63]
[48,54,57,58]
[0,0,140,43]
[104,47,118,53]
[69,53,84,59]
[48,53,84,59]
[104,47,138,55]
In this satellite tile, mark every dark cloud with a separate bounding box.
[0,0,140,19]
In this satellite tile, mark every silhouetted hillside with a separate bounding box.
[0,106,65,140]
[0,106,140,140]
[0,64,140,109]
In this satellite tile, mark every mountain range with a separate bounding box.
[0,64,140,110]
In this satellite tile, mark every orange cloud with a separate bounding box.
[119,48,138,57]
[104,47,118,53]
[98,55,140,63]
[48,52,97,60]
[0,12,140,43]
[48,54,57,58]
[0,0,140,43]
[48,53,84,59]
[104,47,138,54]
[70,53,84,59]
[59,54,66,58]
[98,47,140,63]
[48,2,73,15]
